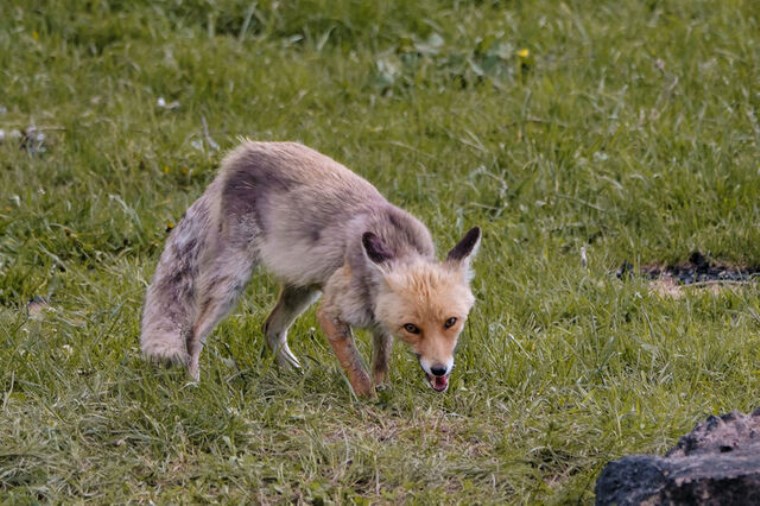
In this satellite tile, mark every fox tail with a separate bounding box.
[140,191,217,365]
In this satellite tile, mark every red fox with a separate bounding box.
[141,141,480,397]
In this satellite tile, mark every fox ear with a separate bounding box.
[362,232,394,265]
[446,227,481,278]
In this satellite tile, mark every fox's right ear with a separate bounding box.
[362,232,394,266]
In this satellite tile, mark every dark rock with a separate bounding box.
[688,251,710,274]
[595,410,760,505]
[666,410,760,458]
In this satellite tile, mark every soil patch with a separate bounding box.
[618,251,759,285]
[617,251,759,297]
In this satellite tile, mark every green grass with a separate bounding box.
[1,0,759,503]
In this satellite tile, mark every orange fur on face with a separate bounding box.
[374,260,475,366]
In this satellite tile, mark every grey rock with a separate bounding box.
[595,408,760,505]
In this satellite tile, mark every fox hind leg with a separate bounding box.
[187,244,257,381]
[264,285,320,369]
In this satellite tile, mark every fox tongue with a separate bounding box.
[434,375,448,390]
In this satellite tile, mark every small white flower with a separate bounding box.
[157,97,180,110]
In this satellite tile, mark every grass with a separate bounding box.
[1,0,759,503]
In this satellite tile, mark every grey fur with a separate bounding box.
[141,141,476,391]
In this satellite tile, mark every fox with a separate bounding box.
[140,141,481,397]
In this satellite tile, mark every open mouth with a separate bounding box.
[425,373,450,392]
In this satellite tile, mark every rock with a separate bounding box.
[666,409,760,458]
[595,409,760,505]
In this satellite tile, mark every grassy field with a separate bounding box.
[1,0,759,503]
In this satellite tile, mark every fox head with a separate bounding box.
[363,227,481,392]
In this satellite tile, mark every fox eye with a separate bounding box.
[403,323,421,334]
[444,317,457,329]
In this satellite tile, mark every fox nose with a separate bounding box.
[430,365,448,377]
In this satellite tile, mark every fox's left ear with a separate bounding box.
[446,227,481,280]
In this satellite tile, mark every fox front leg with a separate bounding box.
[317,306,374,398]
[372,329,392,388]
